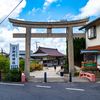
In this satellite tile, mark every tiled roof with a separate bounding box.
[31,53,48,57]
[34,47,66,57]
[19,55,35,61]
[86,45,100,50]
[19,50,33,55]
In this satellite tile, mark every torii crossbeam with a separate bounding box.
[9,17,89,77]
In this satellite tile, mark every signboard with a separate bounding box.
[10,44,19,69]
[98,50,100,53]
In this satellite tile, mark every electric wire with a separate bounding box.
[61,0,80,19]
[0,0,23,25]
[61,0,75,19]
[70,0,81,16]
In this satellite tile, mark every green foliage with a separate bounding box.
[19,59,42,72]
[38,67,43,71]
[19,59,25,71]
[30,67,34,72]
[0,55,10,71]
[3,68,21,82]
[74,72,79,76]
[63,63,69,73]
[66,38,85,66]
[31,61,38,64]
[73,38,85,62]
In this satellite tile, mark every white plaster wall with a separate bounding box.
[86,25,100,48]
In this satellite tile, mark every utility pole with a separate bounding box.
[35,41,39,50]
[1,48,3,56]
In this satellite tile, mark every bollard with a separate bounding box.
[44,72,47,83]
[69,71,72,82]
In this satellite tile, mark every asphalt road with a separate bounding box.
[0,82,100,100]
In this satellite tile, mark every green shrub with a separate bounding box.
[38,67,43,71]
[3,68,21,82]
[0,55,10,71]
[31,61,38,64]
[30,67,34,72]
[19,59,43,72]
[19,59,25,71]
[74,72,79,76]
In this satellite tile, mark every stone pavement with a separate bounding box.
[30,66,61,78]
[27,66,100,83]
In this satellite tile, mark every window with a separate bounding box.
[88,26,96,39]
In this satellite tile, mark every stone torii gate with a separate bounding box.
[9,17,89,77]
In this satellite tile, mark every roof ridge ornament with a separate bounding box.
[60,19,67,22]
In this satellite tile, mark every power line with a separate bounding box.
[35,41,39,51]
[61,0,76,19]
[0,0,23,25]
[61,0,79,19]
[69,0,81,15]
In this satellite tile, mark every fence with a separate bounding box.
[0,70,21,82]
[30,63,42,70]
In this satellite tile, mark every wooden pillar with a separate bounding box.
[68,26,74,76]
[25,26,31,77]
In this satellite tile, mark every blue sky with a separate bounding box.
[0,0,100,54]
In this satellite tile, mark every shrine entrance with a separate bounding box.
[9,17,89,78]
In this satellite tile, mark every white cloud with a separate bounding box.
[28,7,40,15]
[37,37,66,54]
[48,20,56,22]
[0,27,25,53]
[31,37,66,54]
[43,0,58,11]
[0,0,26,52]
[31,29,37,33]
[18,27,26,33]
[0,0,66,55]
[57,4,60,7]
[0,0,26,28]
[73,0,100,19]
[0,0,26,20]
[53,38,60,42]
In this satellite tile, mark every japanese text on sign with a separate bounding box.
[10,44,19,69]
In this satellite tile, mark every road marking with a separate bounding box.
[66,88,84,91]
[0,82,24,86]
[36,85,51,88]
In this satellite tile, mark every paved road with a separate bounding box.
[0,82,100,100]
[30,66,61,78]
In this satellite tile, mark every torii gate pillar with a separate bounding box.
[25,26,31,77]
[68,27,74,76]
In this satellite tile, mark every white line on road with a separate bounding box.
[0,82,24,86]
[36,85,51,88]
[66,88,84,91]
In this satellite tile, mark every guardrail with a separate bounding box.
[79,72,95,82]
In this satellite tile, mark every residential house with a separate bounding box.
[79,17,100,69]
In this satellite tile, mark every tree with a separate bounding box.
[0,55,10,71]
[66,38,85,67]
